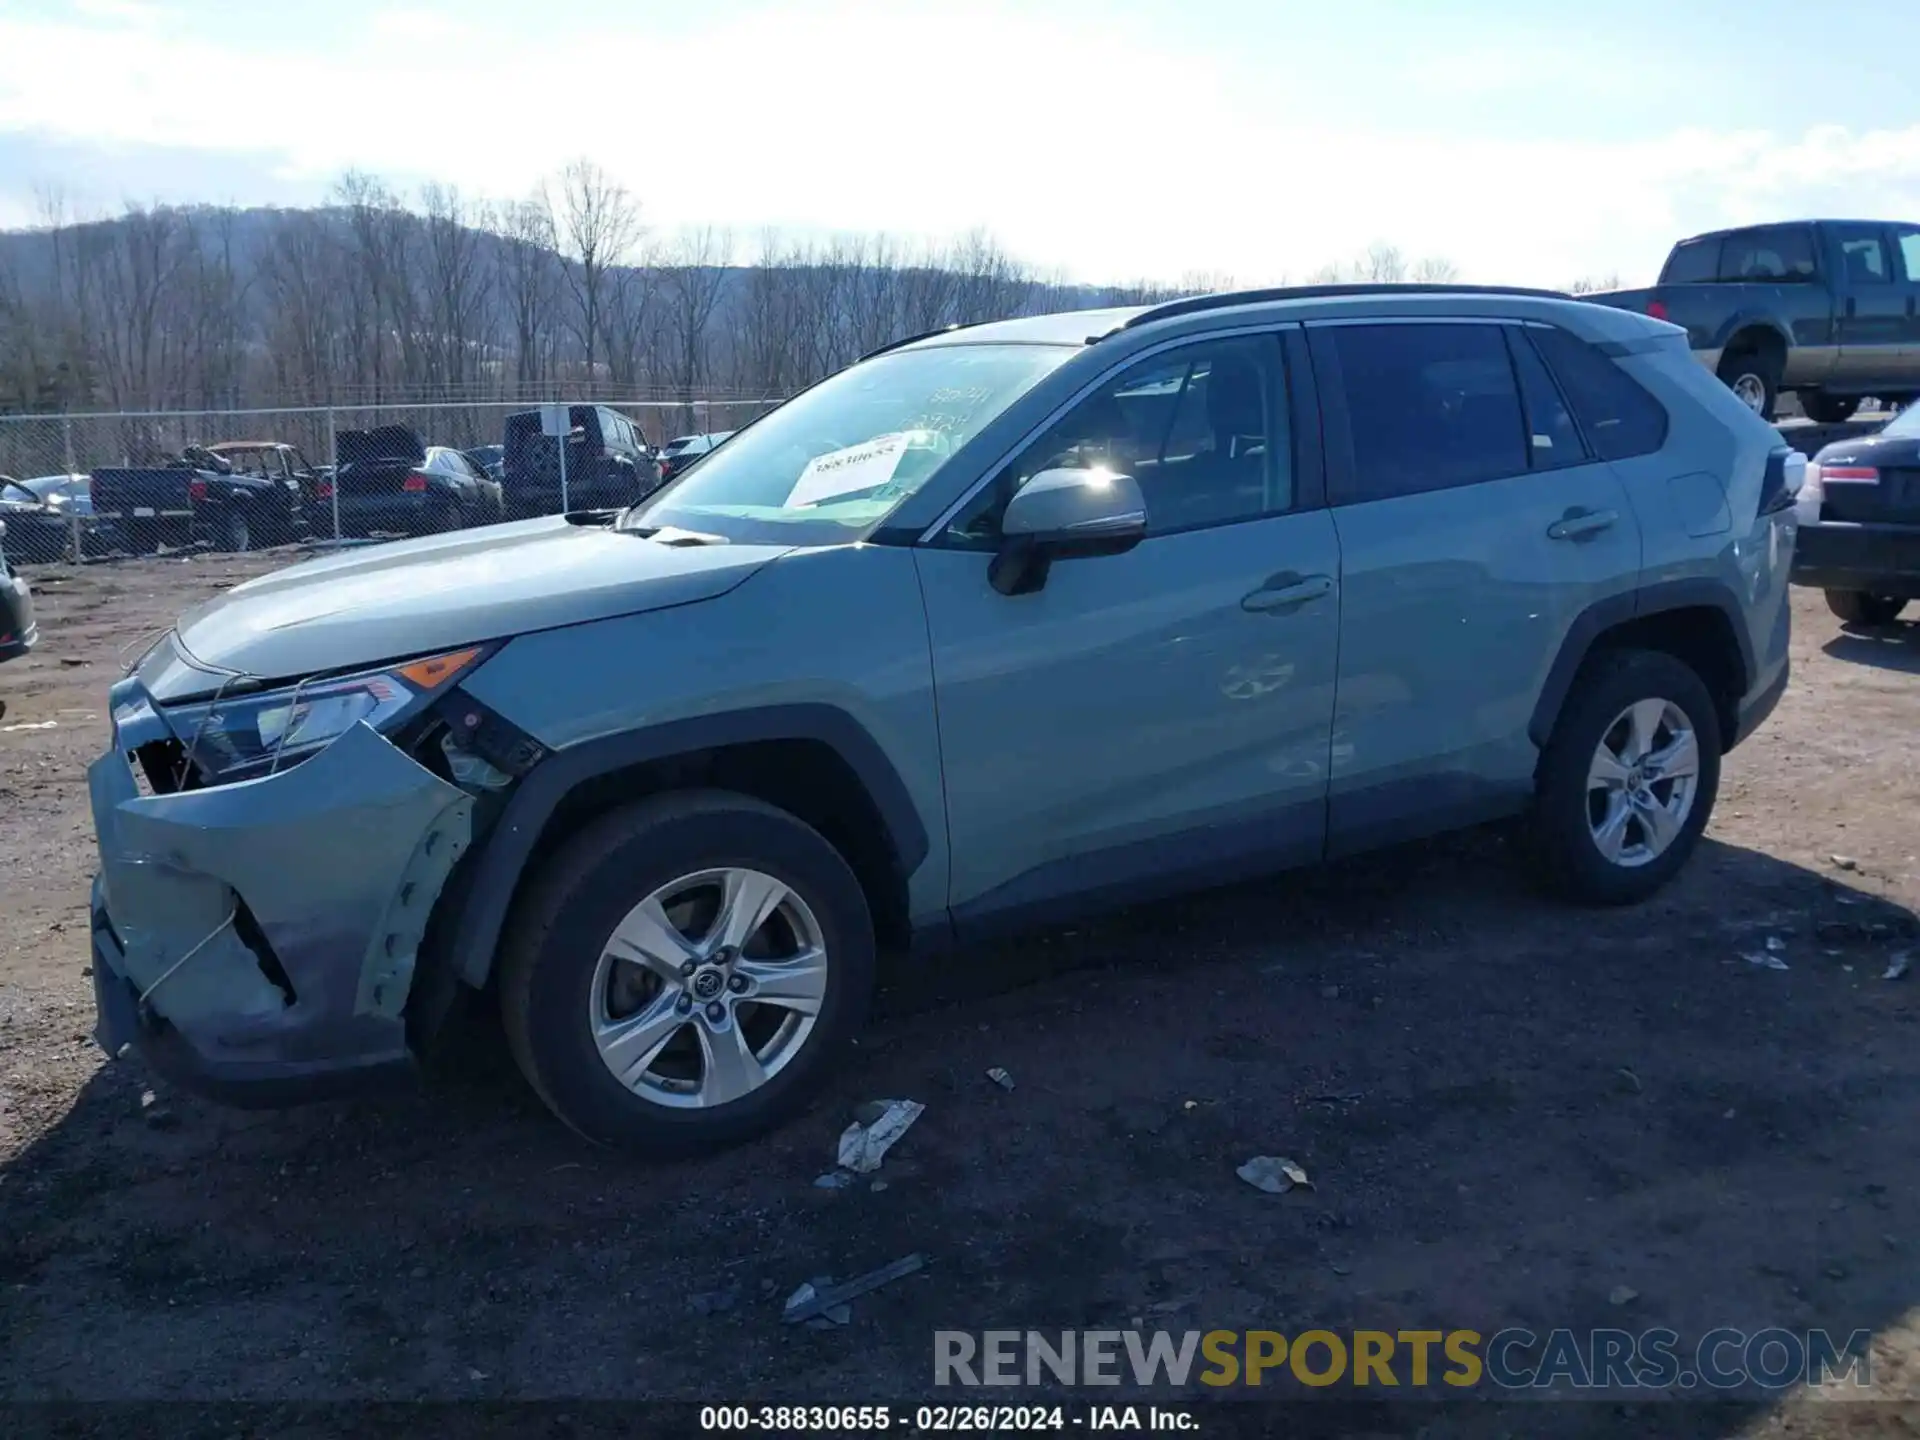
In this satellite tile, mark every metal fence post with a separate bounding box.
[61,416,80,562]
[327,407,341,543]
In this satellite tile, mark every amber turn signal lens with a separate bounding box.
[396,647,483,691]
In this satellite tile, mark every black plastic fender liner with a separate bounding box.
[441,702,932,989]
[1528,578,1757,751]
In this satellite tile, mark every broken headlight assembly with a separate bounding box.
[163,647,486,785]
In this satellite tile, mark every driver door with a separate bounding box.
[912,331,1342,932]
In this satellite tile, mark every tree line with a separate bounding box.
[0,160,1475,417]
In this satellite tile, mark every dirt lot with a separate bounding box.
[2,553,1918,1435]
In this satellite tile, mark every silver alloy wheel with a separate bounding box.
[1730,373,1767,412]
[588,866,828,1109]
[1586,698,1701,868]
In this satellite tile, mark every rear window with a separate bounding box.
[1718,227,1817,281]
[1526,326,1669,461]
[1660,239,1720,285]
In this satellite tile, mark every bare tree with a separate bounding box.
[1569,273,1622,295]
[494,196,561,391]
[1410,256,1461,284]
[660,227,734,427]
[420,183,493,393]
[553,159,643,380]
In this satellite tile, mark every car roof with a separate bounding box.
[1676,219,1902,243]
[895,285,1662,357]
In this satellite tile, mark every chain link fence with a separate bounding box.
[0,397,776,567]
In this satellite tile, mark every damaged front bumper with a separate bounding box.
[88,679,475,1105]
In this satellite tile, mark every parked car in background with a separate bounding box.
[329,426,505,538]
[466,445,506,483]
[655,431,736,484]
[84,284,1798,1158]
[0,522,34,664]
[206,442,328,524]
[1792,398,1920,626]
[91,444,308,553]
[1,474,117,563]
[1593,219,1920,422]
[501,405,661,518]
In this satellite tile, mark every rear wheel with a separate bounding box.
[499,791,875,1156]
[1531,649,1722,906]
[1825,590,1907,626]
[1801,391,1861,424]
[218,509,251,553]
[1717,350,1780,420]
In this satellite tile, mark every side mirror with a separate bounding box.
[989,468,1148,596]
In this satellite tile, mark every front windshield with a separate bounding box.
[626,343,1075,545]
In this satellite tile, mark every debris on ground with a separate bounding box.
[0,720,56,732]
[986,1067,1015,1091]
[1237,1156,1311,1194]
[690,1284,741,1316]
[1885,952,1912,982]
[1608,1285,1639,1306]
[1831,855,1861,872]
[813,1171,854,1190]
[870,1179,889,1193]
[1765,936,1787,954]
[138,1089,177,1130]
[1742,951,1789,972]
[782,1253,927,1326]
[837,1099,925,1174]
[1616,1068,1642,1093]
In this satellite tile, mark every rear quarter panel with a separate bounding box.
[1616,343,1795,700]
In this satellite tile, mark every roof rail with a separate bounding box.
[858,321,980,363]
[1121,283,1574,329]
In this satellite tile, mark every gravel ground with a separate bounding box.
[2,552,1918,1437]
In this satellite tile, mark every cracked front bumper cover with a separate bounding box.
[89,698,474,1104]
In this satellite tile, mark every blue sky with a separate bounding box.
[3,0,1919,286]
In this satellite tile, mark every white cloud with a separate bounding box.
[4,2,1920,287]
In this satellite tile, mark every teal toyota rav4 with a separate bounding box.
[88,286,1801,1156]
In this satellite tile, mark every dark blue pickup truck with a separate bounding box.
[1595,219,1920,422]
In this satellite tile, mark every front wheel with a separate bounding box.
[1826,590,1907,626]
[1800,391,1861,424]
[1530,649,1722,906]
[499,791,876,1156]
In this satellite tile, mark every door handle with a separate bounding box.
[1546,507,1619,542]
[1242,572,1334,613]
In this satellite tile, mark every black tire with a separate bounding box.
[420,500,460,536]
[1800,391,1861,424]
[1825,590,1907,626]
[1531,648,1723,906]
[218,509,251,553]
[498,790,876,1156]
[1716,350,1780,420]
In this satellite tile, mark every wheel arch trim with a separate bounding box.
[442,702,930,989]
[1528,579,1757,751]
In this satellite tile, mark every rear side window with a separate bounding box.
[1527,326,1669,461]
[1660,239,1720,285]
[1505,330,1586,471]
[1327,322,1528,501]
[1718,227,1817,281]
[1832,225,1892,285]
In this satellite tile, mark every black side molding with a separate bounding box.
[1528,578,1757,750]
[442,703,930,988]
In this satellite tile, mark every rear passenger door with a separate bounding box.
[1827,224,1905,390]
[1889,225,1920,386]
[1308,319,1644,855]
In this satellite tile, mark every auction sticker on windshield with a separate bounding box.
[785,434,911,508]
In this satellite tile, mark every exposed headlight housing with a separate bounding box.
[163,646,484,784]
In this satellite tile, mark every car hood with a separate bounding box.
[144,517,792,699]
